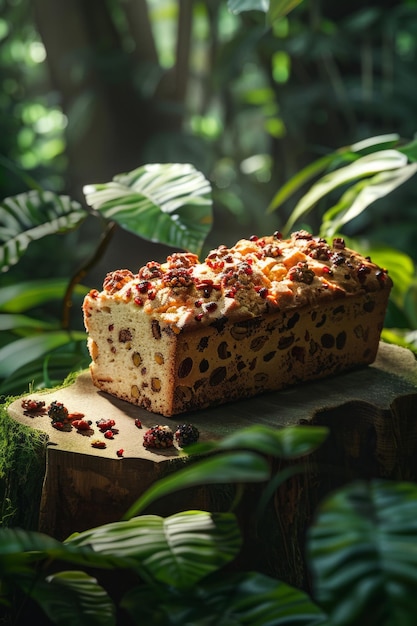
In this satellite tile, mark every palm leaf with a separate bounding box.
[0,279,88,313]
[67,511,241,590]
[0,190,87,272]
[0,313,57,332]
[267,133,400,216]
[0,350,90,396]
[267,153,345,216]
[0,331,87,378]
[83,163,213,255]
[320,164,417,238]
[283,149,408,235]
[308,480,417,626]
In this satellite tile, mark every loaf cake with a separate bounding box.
[82,230,392,416]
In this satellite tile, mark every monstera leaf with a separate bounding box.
[0,190,87,272]
[83,163,213,255]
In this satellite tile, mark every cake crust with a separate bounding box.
[83,231,393,416]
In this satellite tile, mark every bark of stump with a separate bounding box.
[7,342,417,589]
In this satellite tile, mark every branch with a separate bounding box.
[61,221,117,329]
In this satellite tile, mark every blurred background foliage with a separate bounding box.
[1,0,417,395]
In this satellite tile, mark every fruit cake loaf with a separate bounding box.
[83,230,392,416]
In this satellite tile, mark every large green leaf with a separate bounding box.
[0,527,65,563]
[67,511,241,590]
[27,571,116,626]
[308,480,417,626]
[355,245,415,308]
[283,150,408,235]
[349,133,400,155]
[267,134,400,216]
[0,313,57,331]
[191,424,329,459]
[399,137,417,162]
[0,331,87,378]
[381,329,417,354]
[267,153,345,215]
[83,163,213,255]
[0,349,90,395]
[202,573,328,626]
[123,571,328,625]
[320,164,417,238]
[0,279,88,313]
[123,451,270,519]
[0,190,87,272]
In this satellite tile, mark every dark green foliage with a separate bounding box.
[1,422,417,625]
[0,400,47,530]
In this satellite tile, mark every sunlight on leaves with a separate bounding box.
[83,163,212,255]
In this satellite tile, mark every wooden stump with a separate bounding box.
[7,342,417,588]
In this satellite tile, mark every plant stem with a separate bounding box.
[61,221,117,330]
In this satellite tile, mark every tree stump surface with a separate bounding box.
[7,342,417,587]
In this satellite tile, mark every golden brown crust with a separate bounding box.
[82,230,393,416]
[88,231,392,332]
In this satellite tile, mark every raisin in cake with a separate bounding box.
[83,230,392,416]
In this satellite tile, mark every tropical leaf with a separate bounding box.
[0,331,87,378]
[228,0,270,14]
[399,137,417,162]
[355,245,415,307]
[283,150,408,235]
[206,572,328,626]
[267,134,400,216]
[0,190,87,272]
[0,351,90,396]
[0,527,64,563]
[381,329,417,354]
[83,163,213,255]
[320,164,417,238]
[123,571,328,625]
[0,313,57,331]
[349,133,400,154]
[0,279,88,313]
[267,153,346,215]
[48,573,114,626]
[26,571,116,626]
[191,424,329,459]
[67,511,241,590]
[308,480,417,626]
[123,451,270,519]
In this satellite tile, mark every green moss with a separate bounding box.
[0,371,81,530]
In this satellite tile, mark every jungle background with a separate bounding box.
[1,0,417,396]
